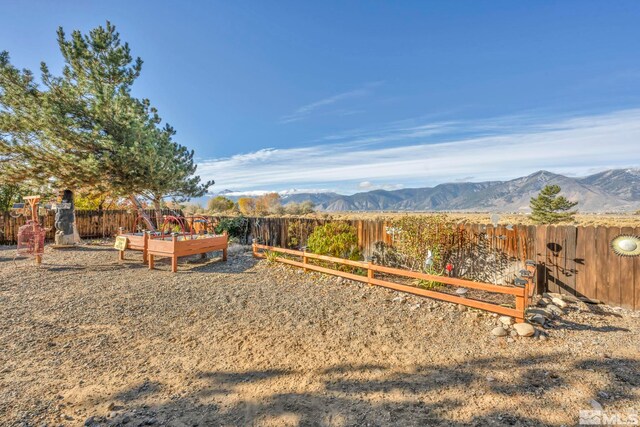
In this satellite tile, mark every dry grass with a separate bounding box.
[289,212,640,227]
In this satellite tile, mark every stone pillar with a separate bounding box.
[54,189,77,246]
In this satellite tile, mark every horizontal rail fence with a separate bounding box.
[0,209,182,245]
[218,216,640,310]
[253,242,534,322]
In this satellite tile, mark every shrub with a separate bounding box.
[215,216,248,238]
[237,198,256,215]
[389,214,458,274]
[371,241,403,268]
[207,196,235,213]
[255,193,281,215]
[286,219,315,249]
[264,250,278,264]
[284,201,315,215]
[306,222,361,260]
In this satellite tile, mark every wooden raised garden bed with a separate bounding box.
[116,230,150,262]
[147,233,228,273]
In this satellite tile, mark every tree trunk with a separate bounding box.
[153,198,163,231]
[128,195,155,231]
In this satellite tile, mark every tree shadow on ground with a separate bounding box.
[83,353,640,427]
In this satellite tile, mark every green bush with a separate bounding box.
[214,216,248,238]
[306,222,361,261]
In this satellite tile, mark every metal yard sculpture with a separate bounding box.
[15,196,46,265]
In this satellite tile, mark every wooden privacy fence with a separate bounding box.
[224,216,640,310]
[0,209,182,245]
[253,242,535,322]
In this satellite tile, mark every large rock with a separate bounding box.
[513,322,536,337]
[491,326,508,337]
[552,297,568,308]
[547,304,564,316]
[530,314,546,325]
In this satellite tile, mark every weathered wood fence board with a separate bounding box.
[0,209,179,244]
[233,216,639,310]
[1,211,638,309]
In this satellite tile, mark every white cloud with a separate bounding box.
[219,188,333,197]
[279,82,382,124]
[199,108,640,194]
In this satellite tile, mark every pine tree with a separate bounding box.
[1,22,212,227]
[530,185,577,224]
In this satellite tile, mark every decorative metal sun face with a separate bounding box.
[611,235,640,257]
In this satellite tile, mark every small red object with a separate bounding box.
[446,263,453,275]
[17,221,46,257]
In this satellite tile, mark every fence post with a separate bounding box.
[303,249,308,272]
[515,294,525,323]
[252,239,257,258]
[367,261,374,286]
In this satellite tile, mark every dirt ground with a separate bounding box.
[1,244,639,427]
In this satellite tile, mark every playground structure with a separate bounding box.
[117,214,228,272]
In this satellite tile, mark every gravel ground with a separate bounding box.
[0,244,639,427]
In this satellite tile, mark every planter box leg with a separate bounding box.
[118,250,124,261]
[148,254,155,270]
[172,256,178,273]
[222,248,227,262]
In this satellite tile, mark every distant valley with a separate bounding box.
[216,169,640,213]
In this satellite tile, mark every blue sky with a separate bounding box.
[2,1,640,195]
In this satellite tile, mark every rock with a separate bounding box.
[457,304,467,312]
[392,296,405,303]
[510,330,518,337]
[409,303,421,311]
[530,314,546,325]
[506,337,514,343]
[499,316,514,326]
[590,399,603,411]
[122,415,131,424]
[539,334,547,341]
[552,297,568,308]
[561,294,580,303]
[491,326,508,337]
[455,288,468,296]
[84,417,96,426]
[546,304,564,316]
[538,297,551,306]
[486,376,495,382]
[513,322,535,337]
[528,307,553,318]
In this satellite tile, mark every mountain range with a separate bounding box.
[217,169,640,213]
